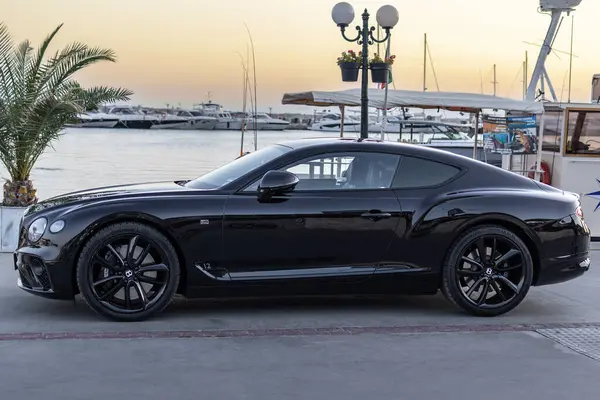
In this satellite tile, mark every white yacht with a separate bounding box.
[104,106,158,129]
[245,113,290,131]
[309,113,361,132]
[170,109,219,130]
[66,112,120,128]
[194,101,243,130]
[145,108,192,130]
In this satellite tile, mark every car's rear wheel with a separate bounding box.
[76,222,180,321]
[441,225,533,316]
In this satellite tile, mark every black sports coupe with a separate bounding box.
[14,138,591,321]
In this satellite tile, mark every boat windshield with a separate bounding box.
[184,144,292,189]
[433,125,467,140]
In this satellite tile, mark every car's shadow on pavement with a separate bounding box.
[8,292,460,321]
[1,288,584,329]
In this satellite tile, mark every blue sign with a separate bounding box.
[483,114,538,154]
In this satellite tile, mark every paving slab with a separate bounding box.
[1,331,599,400]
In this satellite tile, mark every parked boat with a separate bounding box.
[146,108,192,130]
[194,101,243,130]
[104,106,158,129]
[245,113,290,131]
[66,112,120,128]
[170,109,219,130]
[310,113,361,132]
[365,119,501,166]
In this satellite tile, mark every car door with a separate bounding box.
[219,151,403,283]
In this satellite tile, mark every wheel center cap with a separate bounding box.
[125,269,134,279]
[485,268,493,276]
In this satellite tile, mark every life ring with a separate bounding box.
[527,161,551,185]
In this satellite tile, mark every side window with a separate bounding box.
[392,156,460,188]
[244,152,400,191]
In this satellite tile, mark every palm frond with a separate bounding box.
[0,23,14,60]
[43,44,117,95]
[27,23,63,85]
[78,86,133,111]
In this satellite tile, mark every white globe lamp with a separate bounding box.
[332,2,355,27]
[376,5,399,29]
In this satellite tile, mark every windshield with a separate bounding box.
[184,144,292,189]
[433,125,467,139]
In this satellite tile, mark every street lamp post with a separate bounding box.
[332,3,399,139]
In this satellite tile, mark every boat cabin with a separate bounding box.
[540,102,600,241]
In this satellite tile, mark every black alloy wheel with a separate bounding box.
[76,222,180,321]
[441,225,533,316]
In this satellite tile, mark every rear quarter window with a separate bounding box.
[393,156,461,188]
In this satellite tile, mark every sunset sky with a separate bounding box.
[2,0,599,112]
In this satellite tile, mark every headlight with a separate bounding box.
[27,217,47,242]
[49,220,66,233]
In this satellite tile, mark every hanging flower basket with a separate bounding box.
[339,62,360,82]
[336,50,361,82]
[369,63,390,83]
[369,53,395,84]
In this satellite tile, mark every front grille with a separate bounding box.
[17,254,52,291]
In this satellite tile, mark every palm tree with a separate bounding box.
[0,22,133,207]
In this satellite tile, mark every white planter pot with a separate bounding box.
[0,206,26,253]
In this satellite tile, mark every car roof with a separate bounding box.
[277,137,484,168]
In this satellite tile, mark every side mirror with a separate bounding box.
[257,170,299,200]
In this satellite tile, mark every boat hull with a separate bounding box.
[310,123,361,132]
[150,121,191,130]
[157,119,219,130]
[216,121,244,130]
[114,119,157,129]
[246,121,289,131]
[66,119,119,128]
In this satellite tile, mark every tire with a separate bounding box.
[76,222,181,321]
[441,225,534,317]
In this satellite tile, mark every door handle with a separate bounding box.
[361,212,392,221]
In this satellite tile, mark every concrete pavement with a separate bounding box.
[1,252,600,399]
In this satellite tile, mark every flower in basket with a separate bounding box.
[336,49,361,65]
[369,53,396,65]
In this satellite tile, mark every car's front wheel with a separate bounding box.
[76,222,180,321]
[441,225,534,317]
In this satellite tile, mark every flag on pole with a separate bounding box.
[381,39,393,89]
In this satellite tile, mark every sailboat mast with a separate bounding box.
[523,51,528,100]
[240,49,248,157]
[492,64,497,96]
[423,33,427,92]
[568,15,575,103]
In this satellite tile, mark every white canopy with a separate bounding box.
[282,88,545,114]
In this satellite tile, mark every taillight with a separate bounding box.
[576,206,583,218]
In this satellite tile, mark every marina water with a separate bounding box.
[4,128,334,201]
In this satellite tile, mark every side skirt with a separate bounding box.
[194,263,430,282]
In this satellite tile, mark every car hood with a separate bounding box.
[26,181,193,215]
